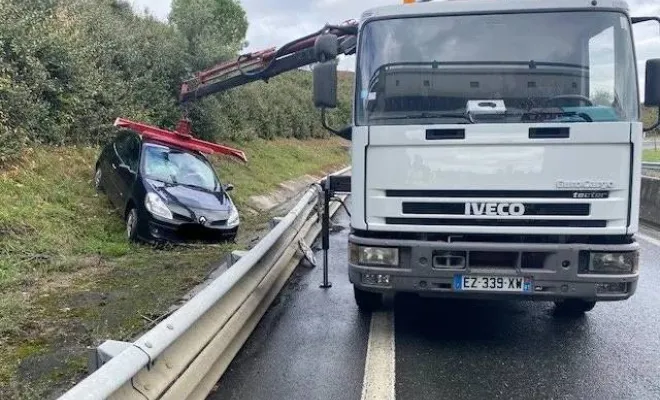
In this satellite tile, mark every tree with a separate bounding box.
[169,0,248,70]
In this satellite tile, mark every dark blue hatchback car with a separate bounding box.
[94,128,240,243]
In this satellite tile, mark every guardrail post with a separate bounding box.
[320,177,332,289]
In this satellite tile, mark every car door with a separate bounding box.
[97,141,118,196]
[113,133,141,211]
[101,135,126,208]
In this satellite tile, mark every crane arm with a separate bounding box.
[179,20,359,104]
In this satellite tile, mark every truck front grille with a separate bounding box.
[431,250,552,270]
[402,202,590,216]
[385,218,607,228]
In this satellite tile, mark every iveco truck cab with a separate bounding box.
[314,0,660,313]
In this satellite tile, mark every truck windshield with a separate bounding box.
[355,11,638,125]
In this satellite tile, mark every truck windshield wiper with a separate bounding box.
[515,111,593,123]
[369,112,475,124]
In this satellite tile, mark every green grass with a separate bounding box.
[643,149,660,162]
[0,137,349,398]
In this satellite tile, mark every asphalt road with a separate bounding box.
[208,208,660,400]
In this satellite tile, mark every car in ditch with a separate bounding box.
[93,118,246,244]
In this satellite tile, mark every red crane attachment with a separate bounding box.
[114,117,248,163]
[179,19,359,103]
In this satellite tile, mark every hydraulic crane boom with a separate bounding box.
[179,20,359,104]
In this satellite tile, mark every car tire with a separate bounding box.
[94,166,104,193]
[354,286,383,312]
[126,207,139,243]
[554,299,596,316]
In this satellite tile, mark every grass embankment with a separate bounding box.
[0,137,348,399]
[643,149,660,162]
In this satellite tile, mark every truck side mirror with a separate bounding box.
[645,59,660,107]
[644,59,660,132]
[313,60,338,109]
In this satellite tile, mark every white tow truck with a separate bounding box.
[151,0,659,315]
[309,0,660,314]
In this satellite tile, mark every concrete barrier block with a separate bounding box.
[88,340,131,373]
[640,176,660,227]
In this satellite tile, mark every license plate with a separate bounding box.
[454,275,533,292]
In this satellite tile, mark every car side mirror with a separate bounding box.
[224,183,234,192]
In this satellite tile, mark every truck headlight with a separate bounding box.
[145,192,173,220]
[580,251,638,274]
[350,244,399,267]
[227,203,239,227]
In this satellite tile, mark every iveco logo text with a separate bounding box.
[465,203,525,216]
[556,180,614,189]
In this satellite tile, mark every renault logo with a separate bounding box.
[199,216,207,224]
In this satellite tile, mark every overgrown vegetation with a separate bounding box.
[643,106,659,136]
[0,0,352,163]
[0,137,348,398]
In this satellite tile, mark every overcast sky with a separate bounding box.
[130,0,659,95]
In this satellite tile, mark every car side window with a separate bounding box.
[114,133,140,171]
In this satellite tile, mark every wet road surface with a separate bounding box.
[209,209,369,400]
[209,207,660,400]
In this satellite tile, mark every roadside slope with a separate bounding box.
[0,137,348,399]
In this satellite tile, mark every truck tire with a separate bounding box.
[554,299,596,315]
[354,286,383,311]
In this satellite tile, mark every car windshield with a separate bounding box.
[142,144,219,191]
[355,11,638,125]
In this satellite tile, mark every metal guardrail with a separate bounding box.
[58,167,351,400]
[642,162,660,172]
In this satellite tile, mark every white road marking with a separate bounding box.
[637,232,660,248]
[361,311,396,400]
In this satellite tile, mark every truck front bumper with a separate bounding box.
[348,235,640,302]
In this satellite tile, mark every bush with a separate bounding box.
[0,0,353,165]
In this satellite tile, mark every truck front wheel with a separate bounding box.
[554,299,597,315]
[354,286,383,311]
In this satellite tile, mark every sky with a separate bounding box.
[130,0,659,96]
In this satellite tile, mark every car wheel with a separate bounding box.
[94,166,104,193]
[126,208,139,243]
[554,299,596,316]
[354,286,383,312]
